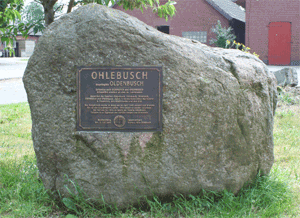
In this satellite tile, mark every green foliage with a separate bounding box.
[0,0,23,24]
[141,169,295,217]
[21,2,45,35]
[0,101,26,124]
[76,0,176,21]
[0,0,55,55]
[0,103,32,141]
[276,109,295,119]
[209,20,236,48]
[0,103,56,217]
[152,0,176,21]
[1,0,176,56]
[58,175,120,216]
[278,92,298,106]
[0,0,24,55]
[276,87,299,108]
[0,155,54,217]
[61,176,84,214]
[209,20,260,59]
[54,170,296,217]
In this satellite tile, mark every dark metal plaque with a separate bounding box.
[77,66,163,131]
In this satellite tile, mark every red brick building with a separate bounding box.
[246,0,300,65]
[113,0,245,45]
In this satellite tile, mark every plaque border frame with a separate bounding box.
[76,66,163,132]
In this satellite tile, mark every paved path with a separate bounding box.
[0,78,27,104]
[0,64,28,80]
[0,57,28,79]
[0,58,300,105]
[0,58,28,105]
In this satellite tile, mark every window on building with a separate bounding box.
[157,25,169,34]
[182,31,207,43]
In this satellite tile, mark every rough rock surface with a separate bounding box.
[23,4,277,208]
[272,67,298,87]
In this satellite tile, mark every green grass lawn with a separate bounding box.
[1,96,300,217]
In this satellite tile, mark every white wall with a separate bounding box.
[21,41,35,57]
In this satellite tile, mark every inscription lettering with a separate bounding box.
[91,71,148,80]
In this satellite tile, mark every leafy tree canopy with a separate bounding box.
[0,0,25,48]
[21,1,45,34]
[43,0,176,25]
[21,1,63,35]
[0,0,176,55]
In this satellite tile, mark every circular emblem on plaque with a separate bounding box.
[114,115,126,128]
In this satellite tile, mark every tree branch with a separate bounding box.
[54,4,64,13]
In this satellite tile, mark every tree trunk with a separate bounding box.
[67,0,75,13]
[42,0,58,26]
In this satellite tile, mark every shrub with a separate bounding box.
[209,20,236,48]
[209,20,260,58]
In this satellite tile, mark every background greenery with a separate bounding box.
[209,20,236,48]
[0,90,300,217]
[0,0,176,48]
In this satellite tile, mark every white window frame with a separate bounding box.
[182,31,207,43]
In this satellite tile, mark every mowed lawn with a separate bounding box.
[1,92,300,217]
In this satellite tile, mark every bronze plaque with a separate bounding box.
[77,66,163,131]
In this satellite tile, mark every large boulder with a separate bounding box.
[23,4,277,208]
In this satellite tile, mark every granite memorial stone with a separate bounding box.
[23,4,277,208]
